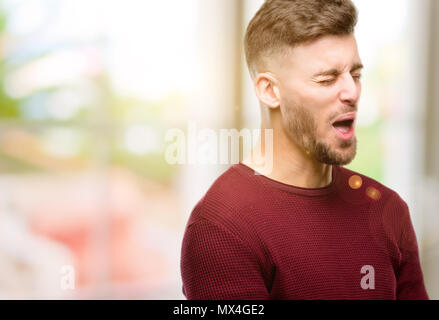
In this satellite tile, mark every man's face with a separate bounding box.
[275,34,362,165]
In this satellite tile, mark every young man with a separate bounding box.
[180,0,429,299]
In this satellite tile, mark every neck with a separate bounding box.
[242,125,333,189]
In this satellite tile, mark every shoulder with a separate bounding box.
[337,166,404,200]
[336,166,409,217]
[186,164,264,229]
[183,164,273,269]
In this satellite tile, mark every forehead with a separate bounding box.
[278,34,361,76]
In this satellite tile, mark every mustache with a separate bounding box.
[330,104,357,120]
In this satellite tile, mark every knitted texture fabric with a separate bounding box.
[180,163,429,300]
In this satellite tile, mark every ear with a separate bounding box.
[254,73,281,109]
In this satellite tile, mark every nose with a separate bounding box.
[339,73,361,105]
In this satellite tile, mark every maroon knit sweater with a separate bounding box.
[180,163,429,300]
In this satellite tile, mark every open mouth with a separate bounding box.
[332,119,354,134]
[332,116,355,140]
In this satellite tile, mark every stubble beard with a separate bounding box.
[282,103,357,166]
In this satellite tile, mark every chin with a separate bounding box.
[331,146,357,165]
[334,154,356,166]
[312,138,357,166]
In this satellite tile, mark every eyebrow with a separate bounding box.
[313,63,364,77]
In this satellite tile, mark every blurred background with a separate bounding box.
[0,0,438,299]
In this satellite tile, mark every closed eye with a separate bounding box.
[318,78,336,85]
[317,73,361,86]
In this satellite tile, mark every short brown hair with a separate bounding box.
[244,0,358,76]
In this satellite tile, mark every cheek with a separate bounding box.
[301,85,337,109]
[299,95,335,135]
[301,88,339,131]
[280,84,338,135]
[315,114,333,138]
